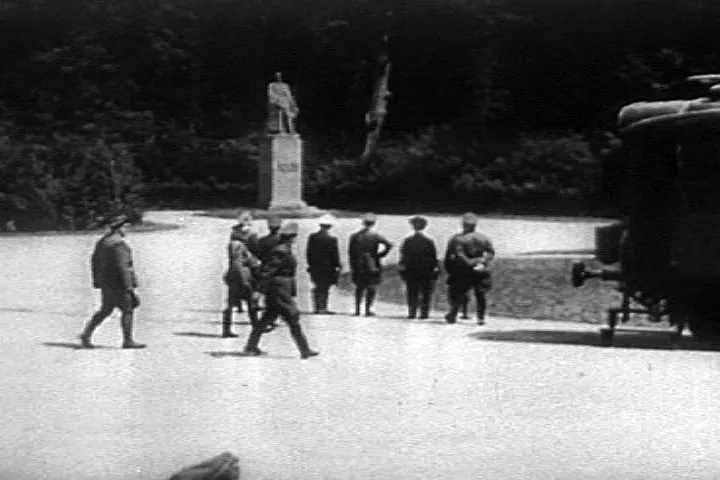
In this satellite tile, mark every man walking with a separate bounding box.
[222,219,262,338]
[243,222,319,359]
[306,214,342,314]
[399,216,439,319]
[79,215,146,349]
[348,213,393,316]
[257,216,282,265]
[444,213,495,325]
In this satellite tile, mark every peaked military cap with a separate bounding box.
[279,222,299,236]
[409,215,428,229]
[267,216,283,228]
[362,213,377,225]
[107,214,130,230]
[461,212,478,225]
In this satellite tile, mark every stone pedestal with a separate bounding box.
[257,134,323,217]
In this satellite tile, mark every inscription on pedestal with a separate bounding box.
[258,134,308,211]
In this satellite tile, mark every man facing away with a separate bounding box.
[399,216,439,319]
[79,215,146,349]
[243,222,319,359]
[348,213,393,316]
[222,219,262,338]
[306,214,342,314]
[444,212,495,326]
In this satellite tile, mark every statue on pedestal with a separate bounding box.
[267,72,299,135]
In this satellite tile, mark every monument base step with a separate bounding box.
[252,204,326,219]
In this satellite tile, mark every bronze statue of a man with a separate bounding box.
[267,72,299,134]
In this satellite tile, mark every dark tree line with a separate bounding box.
[1,0,719,229]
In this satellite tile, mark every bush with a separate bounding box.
[0,133,143,231]
[307,128,605,215]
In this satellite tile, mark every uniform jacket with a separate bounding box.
[224,233,261,291]
[444,231,495,277]
[258,242,297,296]
[399,232,439,279]
[230,230,260,259]
[348,229,393,275]
[306,229,341,280]
[91,231,138,290]
[257,232,281,264]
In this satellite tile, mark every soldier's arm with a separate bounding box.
[114,244,135,290]
[305,236,314,267]
[331,237,341,269]
[377,234,394,258]
[398,238,408,271]
[348,235,358,271]
[484,239,496,265]
[454,241,480,268]
[258,249,284,292]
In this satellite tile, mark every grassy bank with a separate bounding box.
[337,258,624,324]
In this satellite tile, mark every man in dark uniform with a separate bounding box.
[306,214,342,314]
[222,219,262,338]
[444,212,495,325]
[79,215,146,349]
[257,216,282,264]
[399,216,439,319]
[348,213,393,316]
[243,222,319,359]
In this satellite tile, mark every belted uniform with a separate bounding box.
[444,231,495,323]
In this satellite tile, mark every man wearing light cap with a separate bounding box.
[348,213,394,316]
[443,212,495,325]
[306,214,342,314]
[243,222,319,359]
[79,214,146,349]
[399,216,439,319]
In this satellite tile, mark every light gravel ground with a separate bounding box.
[1,211,719,480]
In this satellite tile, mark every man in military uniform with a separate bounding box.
[243,222,319,359]
[228,211,260,316]
[348,213,393,316]
[257,216,282,265]
[306,214,342,314]
[444,212,495,325]
[79,215,146,349]
[399,216,439,319]
[222,218,262,338]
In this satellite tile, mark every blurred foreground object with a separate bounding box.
[167,451,239,480]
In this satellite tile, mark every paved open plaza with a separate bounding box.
[1,212,719,480]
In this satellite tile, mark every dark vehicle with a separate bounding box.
[572,75,720,345]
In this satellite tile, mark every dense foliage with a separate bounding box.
[0,0,718,228]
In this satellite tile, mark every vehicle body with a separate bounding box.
[572,75,720,344]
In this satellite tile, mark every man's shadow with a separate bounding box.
[206,351,295,360]
[470,328,720,352]
[42,342,113,350]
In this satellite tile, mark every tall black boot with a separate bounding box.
[79,309,110,348]
[288,315,319,359]
[222,309,238,338]
[312,288,321,314]
[476,293,487,325]
[354,287,364,316]
[243,327,265,355]
[320,289,334,314]
[365,288,376,316]
[121,312,146,349]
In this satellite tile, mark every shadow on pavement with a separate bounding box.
[206,351,295,360]
[469,328,720,352]
[204,321,252,326]
[42,341,113,350]
[174,331,228,339]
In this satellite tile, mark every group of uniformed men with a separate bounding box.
[79,211,494,359]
